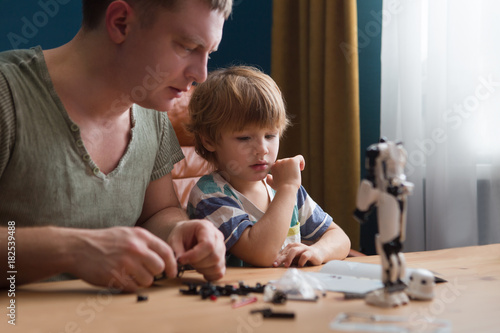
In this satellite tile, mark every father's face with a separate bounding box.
[122,0,225,111]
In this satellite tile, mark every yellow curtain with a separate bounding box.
[272,0,360,250]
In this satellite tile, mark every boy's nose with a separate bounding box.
[255,140,268,155]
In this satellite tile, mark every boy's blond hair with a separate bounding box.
[188,66,290,167]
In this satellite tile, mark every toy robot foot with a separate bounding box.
[365,289,409,308]
[385,280,407,293]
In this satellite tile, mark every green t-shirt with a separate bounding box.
[0,46,184,229]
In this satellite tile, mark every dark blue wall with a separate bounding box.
[357,0,382,254]
[209,0,272,74]
[357,0,382,168]
[0,0,82,51]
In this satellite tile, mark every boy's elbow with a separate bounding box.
[252,256,277,267]
[229,244,280,267]
[239,251,278,267]
[341,239,351,259]
[326,228,351,261]
[230,230,282,267]
[339,231,352,259]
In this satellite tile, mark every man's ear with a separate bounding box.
[105,1,137,44]
[201,136,216,152]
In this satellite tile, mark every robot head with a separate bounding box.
[367,140,408,186]
[383,141,408,181]
[406,269,435,300]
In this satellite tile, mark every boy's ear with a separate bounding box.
[201,136,216,152]
[105,1,137,44]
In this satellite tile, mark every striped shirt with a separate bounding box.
[188,172,332,260]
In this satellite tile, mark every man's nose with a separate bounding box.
[187,53,209,84]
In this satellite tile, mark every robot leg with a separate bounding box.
[375,234,390,286]
[398,251,407,282]
[389,253,399,285]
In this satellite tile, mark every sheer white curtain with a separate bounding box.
[380,0,500,251]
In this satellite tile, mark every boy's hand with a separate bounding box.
[266,155,305,191]
[272,242,324,268]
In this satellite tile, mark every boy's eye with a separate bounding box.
[236,136,251,141]
[265,134,277,139]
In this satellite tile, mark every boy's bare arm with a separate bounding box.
[308,223,351,262]
[229,155,305,267]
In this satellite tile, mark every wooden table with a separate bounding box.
[2,244,499,332]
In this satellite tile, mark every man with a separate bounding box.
[0,0,232,292]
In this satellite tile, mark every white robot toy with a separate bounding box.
[354,138,414,307]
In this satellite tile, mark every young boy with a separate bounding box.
[187,66,351,267]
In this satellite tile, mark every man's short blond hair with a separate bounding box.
[188,66,290,167]
[82,0,233,30]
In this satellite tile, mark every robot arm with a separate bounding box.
[353,143,381,224]
[396,181,413,243]
[353,179,379,223]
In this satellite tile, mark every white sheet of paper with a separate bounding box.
[306,272,383,294]
[321,260,385,279]
[306,260,442,294]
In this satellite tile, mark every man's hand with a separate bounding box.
[167,219,226,281]
[138,174,225,282]
[69,227,178,292]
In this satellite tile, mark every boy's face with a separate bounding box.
[208,125,280,184]
[117,0,224,111]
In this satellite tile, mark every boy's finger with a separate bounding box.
[295,154,305,170]
[298,252,312,267]
[266,174,274,186]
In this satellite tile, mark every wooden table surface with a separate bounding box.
[1,244,499,332]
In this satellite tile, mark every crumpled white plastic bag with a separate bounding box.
[263,268,326,302]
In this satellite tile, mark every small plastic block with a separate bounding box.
[137,295,148,302]
[232,296,257,309]
[250,308,295,319]
[271,290,287,304]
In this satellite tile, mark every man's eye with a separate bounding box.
[177,43,193,55]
